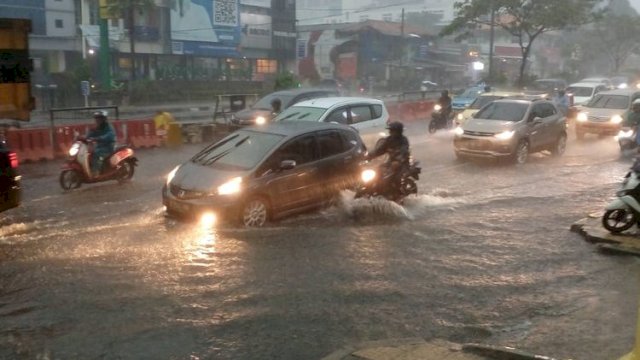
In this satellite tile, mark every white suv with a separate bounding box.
[272,97,389,149]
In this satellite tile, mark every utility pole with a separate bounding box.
[128,0,136,81]
[98,0,111,91]
[488,0,496,83]
[400,8,405,67]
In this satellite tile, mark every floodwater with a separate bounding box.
[1,123,639,359]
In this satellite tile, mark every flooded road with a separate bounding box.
[2,123,639,359]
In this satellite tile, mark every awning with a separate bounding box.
[79,24,124,48]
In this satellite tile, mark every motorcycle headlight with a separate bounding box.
[218,177,242,195]
[454,126,464,136]
[577,112,588,122]
[361,169,376,183]
[68,143,80,156]
[618,129,634,138]
[167,165,179,185]
[494,130,515,140]
[611,114,623,124]
[434,104,442,111]
[255,116,266,125]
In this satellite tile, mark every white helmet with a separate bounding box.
[633,98,640,106]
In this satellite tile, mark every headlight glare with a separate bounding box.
[457,113,464,120]
[255,116,266,125]
[611,114,623,124]
[618,129,634,138]
[69,143,80,156]
[361,169,376,183]
[218,177,242,195]
[200,212,217,228]
[434,104,442,111]
[454,126,464,136]
[577,112,588,122]
[494,130,515,140]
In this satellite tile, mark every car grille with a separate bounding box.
[463,130,494,137]
[588,115,611,122]
[458,138,494,150]
[170,184,207,199]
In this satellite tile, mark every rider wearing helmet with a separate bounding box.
[87,110,116,176]
[437,90,453,123]
[366,121,411,192]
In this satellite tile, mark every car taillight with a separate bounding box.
[9,152,18,168]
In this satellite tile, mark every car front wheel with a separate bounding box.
[241,197,270,227]
[551,133,567,156]
[512,140,529,165]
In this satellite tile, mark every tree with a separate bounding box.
[591,13,640,73]
[104,0,155,81]
[441,0,600,86]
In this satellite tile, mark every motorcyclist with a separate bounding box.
[366,121,411,197]
[623,99,640,151]
[86,110,116,176]
[437,90,453,125]
[271,98,282,117]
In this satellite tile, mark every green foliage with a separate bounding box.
[441,0,600,85]
[273,72,299,91]
[586,13,640,73]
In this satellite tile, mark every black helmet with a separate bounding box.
[93,110,108,119]
[386,121,404,133]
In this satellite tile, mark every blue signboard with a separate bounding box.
[170,0,241,57]
[2,0,46,35]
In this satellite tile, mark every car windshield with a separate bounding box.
[459,88,482,98]
[253,94,295,110]
[273,106,328,122]
[474,102,528,122]
[469,95,503,110]
[191,130,284,170]
[585,94,629,109]
[567,87,593,97]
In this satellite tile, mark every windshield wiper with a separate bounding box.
[200,136,250,166]
[192,134,239,162]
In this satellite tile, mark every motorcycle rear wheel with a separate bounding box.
[428,120,437,134]
[116,160,135,183]
[60,170,82,190]
[602,209,637,233]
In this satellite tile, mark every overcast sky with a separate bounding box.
[630,0,640,12]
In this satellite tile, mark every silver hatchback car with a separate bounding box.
[453,99,567,164]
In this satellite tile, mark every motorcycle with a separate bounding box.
[602,157,640,233]
[59,136,138,190]
[428,104,455,134]
[618,127,637,154]
[354,161,421,203]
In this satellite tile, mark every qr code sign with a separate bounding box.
[214,0,238,27]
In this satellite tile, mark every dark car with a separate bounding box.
[229,88,339,129]
[163,122,365,227]
[0,140,20,213]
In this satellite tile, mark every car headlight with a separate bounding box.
[434,104,442,111]
[68,143,80,156]
[494,130,515,140]
[199,212,217,228]
[454,126,464,136]
[217,177,242,195]
[611,114,623,124]
[618,129,634,138]
[167,165,179,185]
[457,113,464,121]
[255,116,266,125]
[576,112,588,122]
[361,169,376,183]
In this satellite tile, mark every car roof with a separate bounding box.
[568,82,602,88]
[491,98,547,106]
[479,91,524,97]
[535,78,565,83]
[595,88,640,96]
[270,87,338,96]
[290,97,384,108]
[580,77,611,82]
[241,121,356,137]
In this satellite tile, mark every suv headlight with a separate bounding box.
[494,130,515,140]
[218,177,242,195]
[454,126,464,136]
[577,112,588,122]
[255,116,266,125]
[611,114,623,124]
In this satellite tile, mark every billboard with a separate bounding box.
[240,0,270,7]
[240,13,271,49]
[170,0,240,57]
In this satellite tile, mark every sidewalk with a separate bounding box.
[572,213,640,256]
[321,339,559,360]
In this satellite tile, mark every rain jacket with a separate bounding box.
[87,122,116,158]
[368,134,410,166]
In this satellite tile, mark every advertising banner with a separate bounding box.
[240,13,271,49]
[240,0,270,7]
[170,0,240,57]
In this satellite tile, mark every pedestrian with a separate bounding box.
[154,110,175,145]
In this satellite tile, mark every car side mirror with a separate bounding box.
[280,160,296,170]
[530,116,543,124]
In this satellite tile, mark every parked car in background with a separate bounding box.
[272,97,389,150]
[163,122,365,227]
[452,86,485,111]
[0,140,20,213]
[574,89,640,140]
[455,91,525,126]
[229,88,339,129]
[530,78,567,94]
[566,82,608,105]
[579,77,614,89]
[611,75,631,89]
[453,98,567,164]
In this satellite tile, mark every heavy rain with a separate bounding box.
[3,1,640,359]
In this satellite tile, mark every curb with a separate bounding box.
[320,338,559,360]
[571,216,640,256]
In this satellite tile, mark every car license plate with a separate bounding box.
[168,199,191,213]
